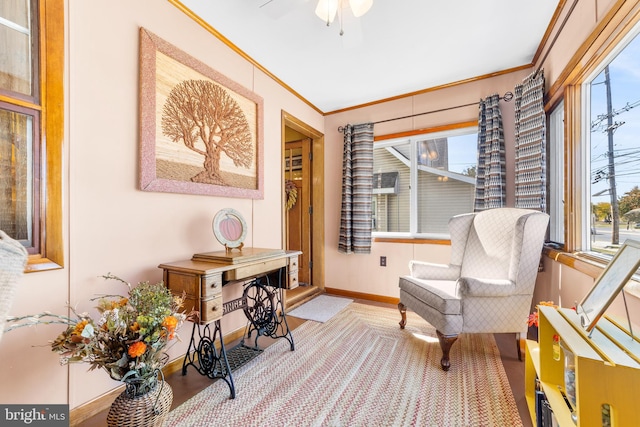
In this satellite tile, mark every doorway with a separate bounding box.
[282,112,324,308]
[284,138,311,286]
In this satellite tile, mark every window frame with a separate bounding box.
[0,0,64,272]
[0,101,42,253]
[372,121,478,240]
[562,1,640,260]
[547,100,564,245]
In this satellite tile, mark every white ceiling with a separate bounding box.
[179,0,560,113]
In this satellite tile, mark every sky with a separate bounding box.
[590,28,640,205]
[447,132,477,174]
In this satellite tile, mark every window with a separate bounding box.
[548,101,564,245]
[372,125,477,238]
[1,1,39,250]
[0,0,63,271]
[581,23,640,256]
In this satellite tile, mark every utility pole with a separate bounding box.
[604,65,620,245]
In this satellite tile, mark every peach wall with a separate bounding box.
[323,70,530,295]
[1,0,636,415]
[0,0,322,409]
[322,0,640,327]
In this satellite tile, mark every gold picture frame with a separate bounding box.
[139,28,264,199]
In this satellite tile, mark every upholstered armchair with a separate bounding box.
[398,208,549,371]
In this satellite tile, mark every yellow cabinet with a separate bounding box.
[525,306,640,427]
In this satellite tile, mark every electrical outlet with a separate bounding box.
[380,256,387,267]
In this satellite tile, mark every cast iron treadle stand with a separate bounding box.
[181,266,294,399]
[242,268,295,351]
[181,319,236,397]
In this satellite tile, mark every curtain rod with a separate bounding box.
[338,91,513,133]
[338,0,579,134]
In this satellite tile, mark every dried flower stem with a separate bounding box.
[4,313,79,332]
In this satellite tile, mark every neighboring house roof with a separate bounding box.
[385,146,475,185]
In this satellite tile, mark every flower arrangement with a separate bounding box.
[527,300,557,328]
[5,274,196,395]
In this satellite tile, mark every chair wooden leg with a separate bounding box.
[436,330,458,371]
[398,302,407,329]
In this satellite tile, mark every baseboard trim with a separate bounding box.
[69,324,247,426]
[324,287,399,306]
[69,384,124,427]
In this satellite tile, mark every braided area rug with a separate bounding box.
[165,303,523,427]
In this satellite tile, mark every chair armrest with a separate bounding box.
[409,260,460,280]
[456,277,515,297]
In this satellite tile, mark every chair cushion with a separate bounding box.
[399,276,461,315]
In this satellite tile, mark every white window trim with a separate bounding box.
[371,126,477,240]
[549,100,564,244]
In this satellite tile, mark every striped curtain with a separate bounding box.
[338,123,374,254]
[474,94,506,211]
[514,70,546,211]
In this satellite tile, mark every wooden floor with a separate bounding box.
[77,296,532,427]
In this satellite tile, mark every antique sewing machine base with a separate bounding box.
[160,249,300,399]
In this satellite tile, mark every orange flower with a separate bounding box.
[108,297,128,310]
[527,311,539,327]
[130,322,140,332]
[527,301,557,327]
[72,320,89,335]
[162,316,178,339]
[127,341,147,358]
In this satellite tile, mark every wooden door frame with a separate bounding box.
[284,138,311,285]
[281,111,325,291]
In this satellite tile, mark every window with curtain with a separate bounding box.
[372,126,477,237]
[581,22,640,256]
[0,0,64,270]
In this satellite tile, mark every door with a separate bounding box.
[284,138,311,286]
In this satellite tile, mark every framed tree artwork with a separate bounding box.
[139,27,264,199]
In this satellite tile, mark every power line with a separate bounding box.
[591,99,640,131]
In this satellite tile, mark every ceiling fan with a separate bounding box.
[259,0,372,38]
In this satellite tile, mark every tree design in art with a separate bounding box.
[161,80,253,186]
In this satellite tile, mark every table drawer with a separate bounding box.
[287,271,299,289]
[202,273,222,297]
[165,270,200,297]
[225,257,287,281]
[200,295,223,324]
[288,255,298,271]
